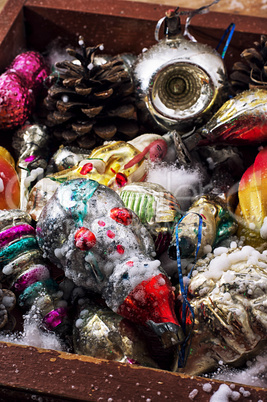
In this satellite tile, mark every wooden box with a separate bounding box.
[0,1,266,400]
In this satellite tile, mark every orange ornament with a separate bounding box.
[0,149,20,210]
[236,147,267,244]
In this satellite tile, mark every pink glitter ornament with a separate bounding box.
[9,51,50,96]
[0,51,50,130]
[0,71,34,130]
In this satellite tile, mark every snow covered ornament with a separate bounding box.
[177,244,267,376]
[36,178,184,347]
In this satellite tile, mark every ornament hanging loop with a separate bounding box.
[155,8,181,42]
[155,0,221,43]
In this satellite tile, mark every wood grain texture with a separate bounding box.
[126,0,267,19]
[0,342,266,402]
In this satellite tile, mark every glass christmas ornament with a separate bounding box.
[0,51,50,130]
[235,147,267,245]
[9,51,50,97]
[45,146,92,175]
[180,246,267,375]
[0,148,20,210]
[117,182,181,255]
[26,134,170,221]
[73,298,159,368]
[12,124,51,210]
[0,209,69,334]
[36,179,184,347]
[168,195,237,259]
[0,71,35,130]
[183,88,267,151]
[133,9,228,133]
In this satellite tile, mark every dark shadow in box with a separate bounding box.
[0,0,267,401]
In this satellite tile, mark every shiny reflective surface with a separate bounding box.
[134,35,227,132]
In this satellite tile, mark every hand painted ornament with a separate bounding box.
[117,182,181,255]
[0,209,68,333]
[235,147,267,245]
[168,195,237,259]
[0,51,50,130]
[0,284,16,331]
[37,179,184,347]
[26,134,169,221]
[0,147,20,210]
[12,124,51,210]
[133,8,227,133]
[73,298,159,368]
[183,89,267,151]
[179,245,267,375]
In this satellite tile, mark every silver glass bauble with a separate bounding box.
[134,18,228,133]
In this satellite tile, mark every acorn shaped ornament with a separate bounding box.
[133,8,228,134]
[45,36,139,149]
[36,179,184,348]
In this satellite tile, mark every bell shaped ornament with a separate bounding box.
[133,9,228,133]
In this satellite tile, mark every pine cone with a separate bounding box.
[230,34,267,94]
[45,37,139,149]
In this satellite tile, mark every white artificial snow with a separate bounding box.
[188,388,198,400]
[61,95,69,103]
[209,384,240,401]
[260,217,267,239]
[203,383,212,393]
[146,164,203,213]
[199,245,267,282]
[0,310,65,351]
[212,348,267,388]
[0,178,4,192]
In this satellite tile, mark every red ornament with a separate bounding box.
[115,172,128,187]
[116,244,125,254]
[0,71,35,130]
[74,227,96,250]
[107,230,115,239]
[110,207,133,226]
[80,163,94,175]
[117,273,179,327]
[184,89,267,150]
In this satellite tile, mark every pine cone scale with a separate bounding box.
[81,106,103,118]
[93,88,113,99]
[72,122,93,134]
